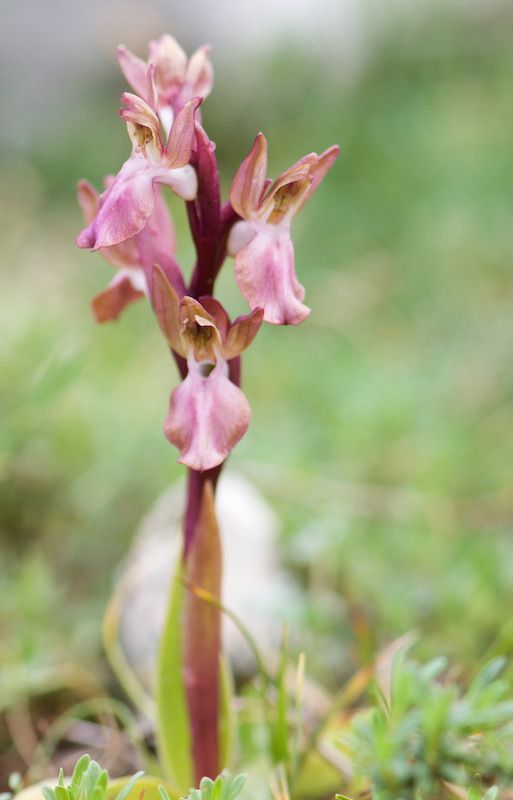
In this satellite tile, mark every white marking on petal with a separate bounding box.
[159,106,175,139]
[114,267,148,295]
[227,220,257,256]
[160,164,198,201]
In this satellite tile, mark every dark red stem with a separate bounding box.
[187,125,240,299]
[177,123,242,781]
[183,466,221,556]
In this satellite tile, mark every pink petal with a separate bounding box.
[149,34,187,88]
[76,156,158,249]
[164,359,251,471]
[185,45,214,101]
[234,222,310,326]
[148,187,176,255]
[166,96,202,166]
[77,179,100,224]
[76,155,196,250]
[117,45,151,102]
[230,133,268,219]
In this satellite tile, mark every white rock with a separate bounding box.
[114,471,298,693]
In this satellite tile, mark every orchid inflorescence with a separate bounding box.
[76,33,338,473]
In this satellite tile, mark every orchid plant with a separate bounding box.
[76,33,338,790]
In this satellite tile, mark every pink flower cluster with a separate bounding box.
[76,34,338,472]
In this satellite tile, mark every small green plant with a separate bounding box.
[43,758,246,800]
[42,755,142,800]
[342,655,513,799]
[161,772,246,800]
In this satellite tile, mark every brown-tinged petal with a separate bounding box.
[119,92,163,155]
[91,271,144,323]
[259,153,317,223]
[298,144,340,211]
[198,296,230,342]
[151,265,185,355]
[223,307,264,359]
[229,132,268,219]
[180,296,221,362]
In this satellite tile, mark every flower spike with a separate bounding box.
[228,137,340,325]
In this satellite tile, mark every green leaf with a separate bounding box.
[468,658,506,698]
[180,772,246,800]
[80,761,104,800]
[226,774,246,800]
[219,656,234,770]
[70,755,91,795]
[107,778,176,800]
[54,787,69,800]
[156,559,193,793]
[113,772,144,800]
[270,628,290,766]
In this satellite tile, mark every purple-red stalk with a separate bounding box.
[180,122,234,779]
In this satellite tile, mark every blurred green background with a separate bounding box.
[1,0,513,753]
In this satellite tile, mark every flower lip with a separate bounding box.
[164,356,251,472]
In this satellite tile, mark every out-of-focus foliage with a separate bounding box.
[342,655,513,799]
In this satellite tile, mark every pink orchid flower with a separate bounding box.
[117,34,213,135]
[151,266,263,471]
[76,95,200,252]
[77,178,184,322]
[228,134,339,325]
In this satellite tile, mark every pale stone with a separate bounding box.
[114,471,298,693]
